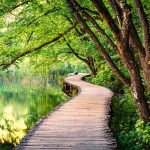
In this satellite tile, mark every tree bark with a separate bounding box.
[109,0,150,89]
[89,0,150,121]
[129,23,150,90]
[117,1,150,122]
[134,0,150,54]
[115,0,150,91]
[117,40,150,122]
[86,57,97,76]
[134,0,150,90]
[109,0,122,27]
[90,0,120,39]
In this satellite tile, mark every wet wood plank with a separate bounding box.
[16,73,116,150]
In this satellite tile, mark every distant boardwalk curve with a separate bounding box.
[16,73,117,150]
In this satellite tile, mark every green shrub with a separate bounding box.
[86,64,122,92]
[118,120,150,150]
[86,65,150,150]
[111,88,137,130]
[111,88,150,150]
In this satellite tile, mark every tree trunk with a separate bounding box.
[110,1,150,90]
[117,42,150,122]
[68,0,150,122]
[67,0,130,85]
[134,0,150,90]
[86,57,97,77]
[90,0,150,121]
[131,79,150,122]
[129,22,150,90]
[87,63,97,77]
[143,64,150,91]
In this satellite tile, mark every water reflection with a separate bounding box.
[0,74,67,148]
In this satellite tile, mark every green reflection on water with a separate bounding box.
[0,74,67,149]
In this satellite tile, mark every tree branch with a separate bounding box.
[134,0,150,54]
[27,7,59,26]
[82,7,99,16]
[119,1,131,46]
[130,22,146,57]
[1,22,77,70]
[109,0,123,27]
[67,0,130,85]
[73,0,119,55]
[66,42,87,63]
[64,37,97,76]
[62,14,85,36]
[9,1,28,12]
[26,31,34,44]
[90,0,120,40]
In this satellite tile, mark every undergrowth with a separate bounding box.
[86,64,150,150]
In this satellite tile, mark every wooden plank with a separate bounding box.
[15,73,117,150]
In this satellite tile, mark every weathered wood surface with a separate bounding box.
[16,73,117,150]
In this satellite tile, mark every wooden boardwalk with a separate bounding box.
[16,73,117,150]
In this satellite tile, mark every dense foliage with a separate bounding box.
[87,65,150,150]
[0,0,150,149]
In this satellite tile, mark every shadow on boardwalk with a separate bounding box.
[16,73,117,150]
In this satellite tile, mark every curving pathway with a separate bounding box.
[16,73,117,150]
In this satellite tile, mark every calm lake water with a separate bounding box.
[0,73,68,149]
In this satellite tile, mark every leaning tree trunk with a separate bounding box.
[116,6,150,122]
[130,77,150,122]
[129,19,150,91]
[86,57,97,77]
[67,0,130,85]
[68,0,150,122]
[144,64,150,91]
[109,0,150,91]
[87,63,97,77]
[90,0,150,122]
[117,41,150,122]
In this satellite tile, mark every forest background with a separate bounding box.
[0,0,150,149]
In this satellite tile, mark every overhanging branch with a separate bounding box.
[1,22,77,70]
[73,0,119,55]
[9,1,29,12]
[67,0,130,85]
[134,0,150,54]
